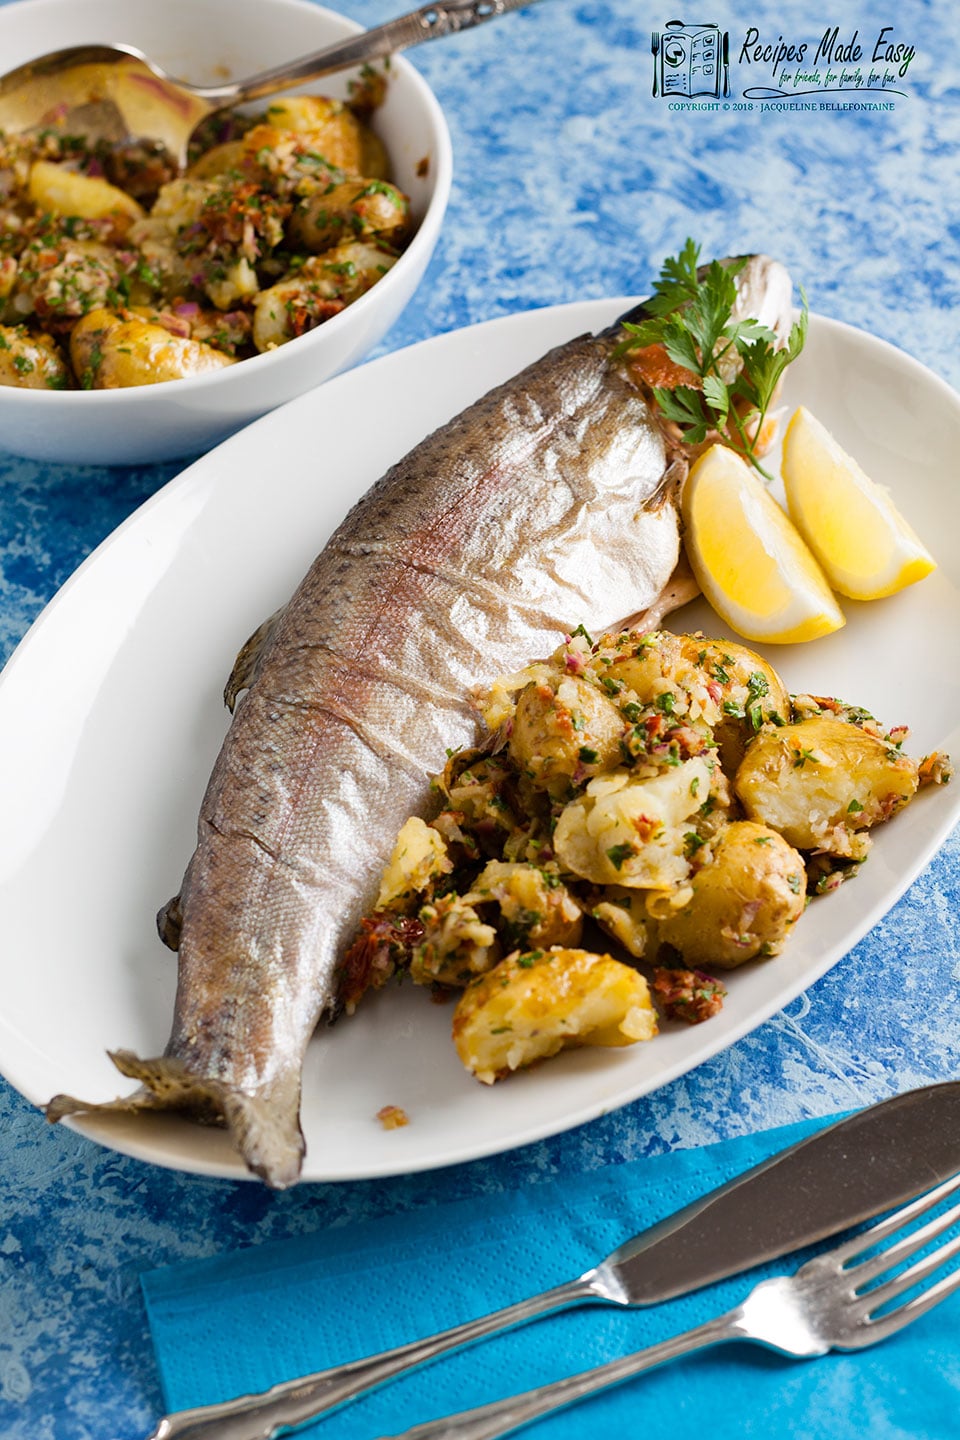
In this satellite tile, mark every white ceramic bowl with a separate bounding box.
[0,0,451,464]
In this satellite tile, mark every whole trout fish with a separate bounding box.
[47,255,794,1186]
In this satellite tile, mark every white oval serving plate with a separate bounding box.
[0,301,958,1181]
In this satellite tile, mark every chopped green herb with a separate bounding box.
[358,179,401,200]
[614,238,808,478]
[606,842,635,871]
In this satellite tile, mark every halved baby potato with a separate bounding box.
[677,636,790,774]
[0,325,71,389]
[28,161,144,221]
[261,96,387,174]
[735,717,919,858]
[652,820,806,968]
[290,179,409,253]
[70,308,235,388]
[508,673,624,795]
[252,243,398,351]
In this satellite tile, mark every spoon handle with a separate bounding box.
[200,0,542,107]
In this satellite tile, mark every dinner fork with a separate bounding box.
[651,31,661,96]
[378,1170,960,1440]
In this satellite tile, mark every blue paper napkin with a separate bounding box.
[142,1114,960,1440]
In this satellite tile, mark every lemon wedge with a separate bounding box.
[781,406,936,599]
[682,444,845,644]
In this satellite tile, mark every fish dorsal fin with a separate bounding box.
[224,606,286,712]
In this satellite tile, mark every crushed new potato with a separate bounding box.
[553,756,713,890]
[341,627,950,1082]
[0,88,410,389]
[376,815,452,911]
[453,947,658,1084]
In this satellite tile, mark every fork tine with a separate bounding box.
[863,1227,960,1309]
[857,1244,960,1344]
[822,1171,960,1267]
[849,1194,960,1286]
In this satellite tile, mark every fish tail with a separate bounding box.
[45,1050,305,1189]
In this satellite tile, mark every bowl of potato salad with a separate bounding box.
[0,0,451,463]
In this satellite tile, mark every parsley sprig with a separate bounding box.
[615,239,808,478]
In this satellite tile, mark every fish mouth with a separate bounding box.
[45,1049,306,1189]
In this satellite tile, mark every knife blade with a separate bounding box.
[147,1082,960,1440]
[598,1079,960,1303]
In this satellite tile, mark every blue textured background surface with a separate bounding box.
[140,1115,960,1440]
[1,0,959,1435]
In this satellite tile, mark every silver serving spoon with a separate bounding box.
[0,0,539,169]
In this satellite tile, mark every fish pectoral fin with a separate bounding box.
[45,1050,305,1190]
[156,894,182,951]
[643,455,689,512]
[223,606,286,712]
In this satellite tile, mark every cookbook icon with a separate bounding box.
[652,21,730,99]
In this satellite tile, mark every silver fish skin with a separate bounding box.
[46,255,794,1187]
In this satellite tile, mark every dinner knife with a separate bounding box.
[147,1081,960,1440]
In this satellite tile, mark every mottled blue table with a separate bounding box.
[1,0,958,1435]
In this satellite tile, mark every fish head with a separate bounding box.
[729,253,795,348]
[615,252,795,351]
